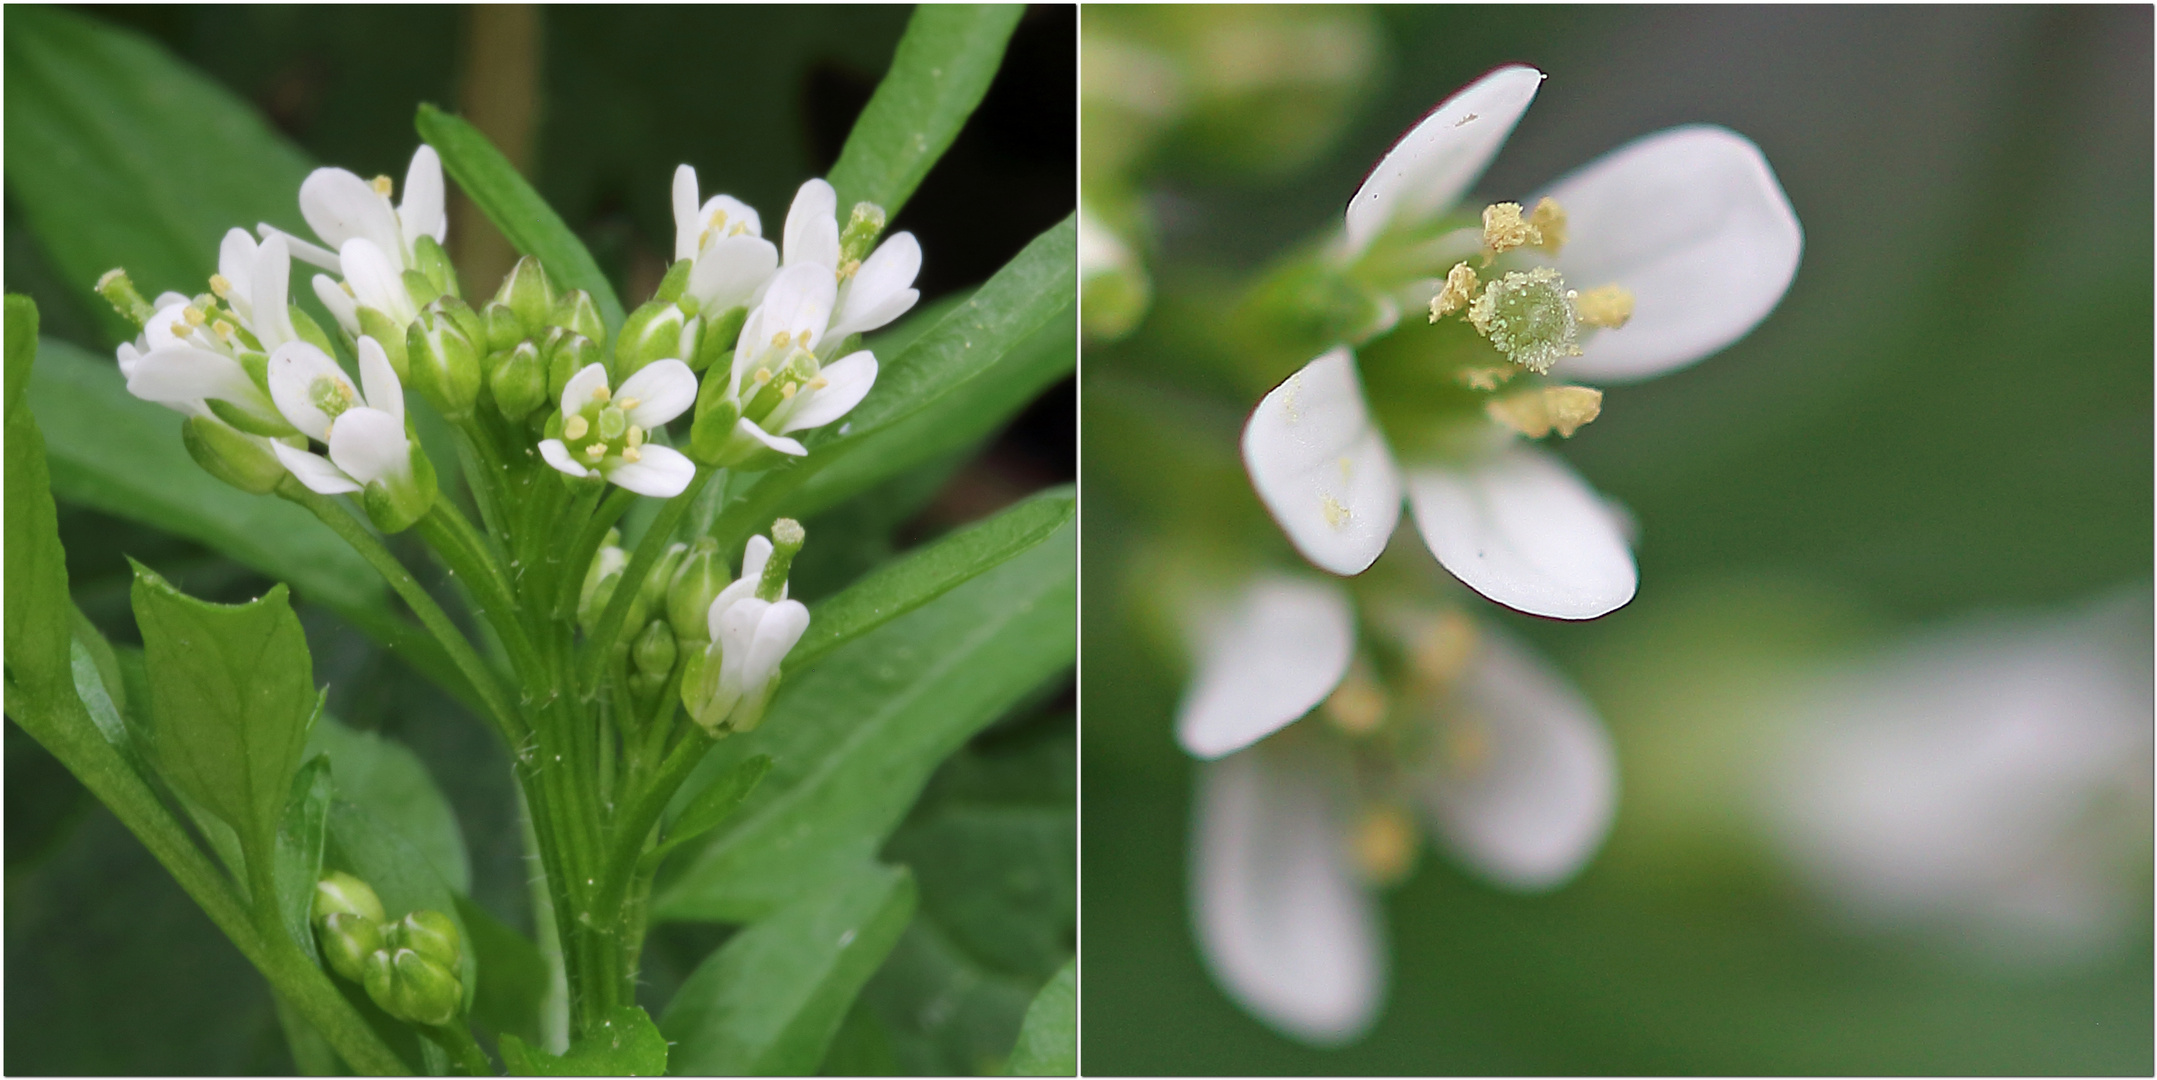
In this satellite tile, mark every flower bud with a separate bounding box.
[434,294,488,351]
[667,538,725,645]
[615,299,686,378]
[692,306,745,373]
[839,202,888,266]
[367,947,464,1028]
[96,267,156,327]
[633,619,677,678]
[654,259,694,305]
[406,308,481,418]
[318,911,382,982]
[490,343,547,421]
[313,871,386,924]
[360,437,439,534]
[495,255,557,332]
[578,538,626,631]
[640,542,689,619]
[687,395,741,466]
[402,268,443,313]
[411,234,460,299]
[544,330,601,402]
[482,300,526,353]
[391,909,461,971]
[550,289,606,345]
[356,309,411,380]
[182,417,291,495]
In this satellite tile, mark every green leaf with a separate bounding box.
[651,754,772,863]
[500,1005,666,1077]
[130,565,319,865]
[273,756,335,964]
[827,5,1026,218]
[456,895,550,1048]
[1004,961,1075,1076]
[307,716,471,895]
[3,7,315,344]
[5,297,72,703]
[415,103,625,332]
[788,485,1074,674]
[323,800,477,1010]
[660,862,918,1076]
[653,521,1073,922]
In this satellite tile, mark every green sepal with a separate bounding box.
[687,397,741,465]
[678,647,718,733]
[654,259,694,305]
[639,541,689,619]
[552,289,606,345]
[406,310,481,419]
[411,234,459,299]
[666,538,725,645]
[319,911,384,982]
[615,299,685,378]
[181,416,292,494]
[393,910,462,971]
[482,300,526,353]
[632,619,677,678]
[287,303,339,357]
[313,869,387,924]
[205,394,298,439]
[356,306,411,379]
[359,440,437,534]
[544,331,599,403]
[496,255,557,332]
[490,343,548,421]
[401,268,443,312]
[693,306,745,373]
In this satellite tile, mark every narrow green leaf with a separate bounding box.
[500,1005,665,1077]
[324,800,478,1010]
[652,754,772,861]
[456,895,549,1048]
[660,862,918,1076]
[1004,961,1076,1076]
[307,716,471,894]
[5,297,72,702]
[788,485,1074,673]
[827,4,1026,217]
[3,7,315,343]
[416,103,625,331]
[130,565,318,863]
[654,522,1073,922]
[273,756,336,964]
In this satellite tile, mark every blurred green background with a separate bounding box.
[6,5,1072,1074]
[1081,5,2152,1074]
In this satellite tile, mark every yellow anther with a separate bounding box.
[1320,493,1349,529]
[1485,389,1554,439]
[794,329,812,348]
[1456,365,1516,391]
[625,425,644,448]
[708,208,729,231]
[563,415,589,440]
[1323,666,1387,737]
[183,306,207,327]
[1542,385,1603,437]
[592,384,611,402]
[1351,805,1418,886]
[212,320,236,341]
[1410,610,1478,689]
[753,367,773,385]
[1528,197,1566,254]
[208,274,233,298]
[1573,284,1635,329]
[779,382,798,400]
[371,175,394,197]
[1428,262,1479,321]
[585,442,606,460]
[807,376,829,391]
[1480,201,1540,260]
[771,331,790,347]
[169,319,190,337]
[621,446,642,463]
[728,221,749,237]
[838,259,861,281]
[618,396,640,411]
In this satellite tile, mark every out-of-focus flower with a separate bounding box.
[1758,595,2153,967]
[1178,573,1616,1042]
[1242,65,1801,620]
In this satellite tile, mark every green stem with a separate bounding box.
[578,470,711,694]
[415,502,543,685]
[601,727,715,932]
[424,1022,494,1076]
[552,485,633,621]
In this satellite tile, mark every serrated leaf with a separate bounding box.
[661,862,918,1076]
[653,522,1073,923]
[416,103,625,331]
[307,716,470,894]
[130,566,318,864]
[500,1005,666,1077]
[788,486,1074,674]
[652,754,771,862]
[273,756,335,964]
[1004,961,1075,1076]
[828,4,1025,218]
[323,800,477,1010]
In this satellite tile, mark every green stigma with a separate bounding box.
[1466,266,1581,375]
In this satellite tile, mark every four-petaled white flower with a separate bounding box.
[539,361,699,497]
[265,334,420,495]
[1244,64,1802,620]
[259,146,446,340]
[670,164,779,316]
[715,262,882,460]
[680,530,811,735]
[1179,574,1616,1043]
[121,230,302,435]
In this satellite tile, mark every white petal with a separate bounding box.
[559,363,610,417]
[130,347,268,416]
[399,145,447,248]
[339,238,415,324]
[300,167,403,266]
[617,359,698,427]
[687,234,778,314]
[259,225,342,273]
[356,336,404,422]
[672,165,702,262]
[218,228,258,306]
[604,444,695,498]
[1343,64,1544,256]
[249,233,297,351]
[1415,631,1616,889]
[115,341,143,379]
[706,581,761,642]
[782,178,840,269]
[274,441,361,494]
[1540,125,1803,382]
[539,438,590,478]
[702,195,763,238]
[1176,575,1355,759]
[141,301,199,352]
[732,418,806,458]
[1404,446,1636,620]
[313,274,360,337]
[267,341,355,442]
[744,599,811,688]
[326,406,410,486]
[777,351,875,433]
[1192,745,1384,1045]
[1241,348,1403,577]
[755,263,838,352]
[831,232,921,339]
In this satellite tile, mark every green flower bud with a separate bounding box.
[666,538,725,645]
[544,330,601,403]
[686,394,741,466]
[313,871,386,925]
[633,619,677,678]
[495,255,557,332]
[411,234,460,299]
[490,343,548,421]
[433,294,488,351]
[318,911,382,982]
[614,299,686,378]
[550,289,606,345]
[287,303,340,357]
[356,306,411,380]
[653,259,694,305]
[482,300,527,353]
[639,542,689,619]
[392,910,461,971]
[406,308,481,418]
[182,418,292,495]
[360,437,438,534]
[839,201,888,266]
[367,947,463,1027]
[402,268,443,312]
[693,306,747,373]
[96,268,156,327]
[578,538,626,631]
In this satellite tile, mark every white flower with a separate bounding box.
[538,360,699,497]
[1180,574,1615,1043]
[263,145,447,275]
[121,231,303,435]
[671,164,778,315]
[680,529,810,735]
[1243,65,1801,620]
[705,263,880,463]
[265,336,419,497]
[1758,595,2153,967]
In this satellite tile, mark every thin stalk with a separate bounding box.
[553,486,634,621]
[415,502,542,683]
[578,470,711,693]
[423,1023,494,1077]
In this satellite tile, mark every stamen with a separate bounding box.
[169,319,190,337]
[770,331,790,348]
[779,382,797,400]
[591,384,611,402]
[1410,610,1478,688]
[1466,267,1581,374]
[1320,493,1349,529]
[1323,666,1387,736]
[625,425,644,449]
[585,443,606,460]
[708,208,728,231]
[563,415,589,440]
[1528,197,1566,254]
[341,281,357,297]
[807,376,829,391]
[794,329,812,349]
[1351,805,1418,886]
[1456,365,1516,391]
[753,368,773,385]
[1480,202,1540,261]
[1485,390,1554,439]
[212,320,236,341]
[209,274,233,298]
[1573,284,1635,329]
[618,397,640,411]
[182,306,207,327]
[838,259,861,281]
[1428,262,1479,321]
[621,446,642,463]
[1542,385,1603,437]
[371,175,394,197]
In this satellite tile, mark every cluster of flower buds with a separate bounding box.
[678,520,811,735]
[478,257,608,426]
[311,871,465,1028]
